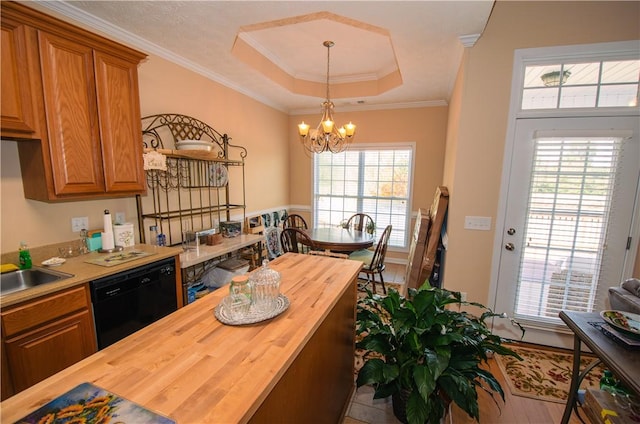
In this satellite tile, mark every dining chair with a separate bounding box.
[346,213,375,234]
[283,214,308,230]
[265,226,283,259]
[280,227,315,254]
[349,225,392,294]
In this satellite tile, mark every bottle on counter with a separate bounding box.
[149,226,158,246]
[157,231,167,247]
[18,241,32,270]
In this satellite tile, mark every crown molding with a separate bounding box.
[290,99,448,115]
[459,33,481,48]
[34,0,287,112]
[33,1,451,118]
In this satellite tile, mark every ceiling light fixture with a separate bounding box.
[298,41,356,154]
[541,70,571,87]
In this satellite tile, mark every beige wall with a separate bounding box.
[443,1,640,303]
[1,54,290,254]
[137,55,290,215]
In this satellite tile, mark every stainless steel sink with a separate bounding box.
[0,267,73,295]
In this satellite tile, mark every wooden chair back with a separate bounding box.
[283,214,308,230]
[346,213,375,233]
[280,228,315,254]
[367,225,392,272]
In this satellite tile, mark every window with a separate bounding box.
[514,135,624,321]
[313,145,413,248]
[521,60,639,110]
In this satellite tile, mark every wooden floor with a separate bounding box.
[345,263,584,424]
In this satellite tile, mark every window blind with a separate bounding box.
[313,146,413,248]
[514,136,624,322]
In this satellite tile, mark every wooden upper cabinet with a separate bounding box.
[94,51,145,193]
[1,1,147,201]
[1,16,39,139]
[38,31,105,195]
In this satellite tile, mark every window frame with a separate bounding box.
[311,142,415,249]
[511,41,640,120]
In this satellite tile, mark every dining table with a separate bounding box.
[306,227,375,253]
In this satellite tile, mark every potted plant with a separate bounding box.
[365,220,376,235]
[356,282,524,424]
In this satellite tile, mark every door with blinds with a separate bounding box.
[492,116,639,347]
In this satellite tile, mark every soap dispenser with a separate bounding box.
[18,241,32,269]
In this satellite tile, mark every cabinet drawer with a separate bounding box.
[1,285,90,337]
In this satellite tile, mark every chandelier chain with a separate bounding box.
[325,41,331,101]
[296,40,355,154]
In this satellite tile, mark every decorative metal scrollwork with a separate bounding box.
[141,113,247,160]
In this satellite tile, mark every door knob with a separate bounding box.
[505,242,515,251]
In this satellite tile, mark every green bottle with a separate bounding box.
[18,241,32,270]
[599,370,618,394]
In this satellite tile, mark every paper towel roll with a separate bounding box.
[113,223,135,247]
[103,210,113,234]
[101,231,115,250]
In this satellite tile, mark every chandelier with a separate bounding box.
[298,41,356,154]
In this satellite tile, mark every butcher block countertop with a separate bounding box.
[0,244,183,309]
[0,253,363,424]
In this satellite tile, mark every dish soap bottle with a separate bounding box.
[18,241,32,269]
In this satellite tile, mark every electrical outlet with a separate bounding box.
[71,217,89,232]
[115,212,126,224]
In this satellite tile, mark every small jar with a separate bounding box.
[229,275,252,301]
[249,260,281,314]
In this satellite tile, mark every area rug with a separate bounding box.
[357,281,403,298]
[494,345,605,403]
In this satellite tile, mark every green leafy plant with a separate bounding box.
[366,220,376,235]
[356,282,524,424]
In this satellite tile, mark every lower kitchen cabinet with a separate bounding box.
[1,285,97,400]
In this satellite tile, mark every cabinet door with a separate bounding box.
[1,343,14,401]
[1,18,38,139]
[38,30,105,196]
[94,51,146,193]
[4,309,96,393]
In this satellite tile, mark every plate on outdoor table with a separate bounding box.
[600,310,640,339]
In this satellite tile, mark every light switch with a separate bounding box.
[464,216,492,231]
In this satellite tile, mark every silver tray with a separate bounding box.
[214,294,290,325]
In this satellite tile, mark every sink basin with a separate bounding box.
[0,267,74,295]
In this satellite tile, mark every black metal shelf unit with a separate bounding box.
[136,114,247,247]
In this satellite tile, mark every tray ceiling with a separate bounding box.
[33,1,495,114]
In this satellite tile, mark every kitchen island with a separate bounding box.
[0,253,362,423]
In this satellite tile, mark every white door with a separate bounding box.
[492,116,639,348]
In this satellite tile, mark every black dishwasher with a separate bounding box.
[90,257,177,349]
